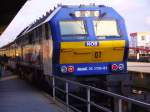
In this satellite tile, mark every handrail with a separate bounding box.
[51,76,150,112]
[90,86,150,108]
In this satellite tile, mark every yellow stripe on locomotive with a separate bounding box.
[60,40,125,64]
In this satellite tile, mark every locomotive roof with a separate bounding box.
[17,6,61,38]
[17,5,108,38]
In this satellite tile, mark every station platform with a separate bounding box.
[0,71,65,112]
[127,62,150,73]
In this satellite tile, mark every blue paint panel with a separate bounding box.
[59,62,127,76]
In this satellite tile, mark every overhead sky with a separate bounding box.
[0,0,150,47]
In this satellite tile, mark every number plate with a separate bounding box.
[92,51,102,60]
[85,41,99,46]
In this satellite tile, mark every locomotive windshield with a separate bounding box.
[60,21,87,40]
[93,20,120,39]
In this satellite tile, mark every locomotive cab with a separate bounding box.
[50,5,129,76]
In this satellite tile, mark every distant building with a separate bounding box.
[130,32,150,54]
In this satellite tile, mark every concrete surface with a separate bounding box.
[128,62,150,73]
[0,73,64,112]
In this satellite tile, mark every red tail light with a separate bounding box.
[111,64,118,71]
[67,66,74,73]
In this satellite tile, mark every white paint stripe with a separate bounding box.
[0,75,18,82]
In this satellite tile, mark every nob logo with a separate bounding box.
[85,41,99,46]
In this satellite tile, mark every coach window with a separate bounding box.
[35,28,39,41]
[33,28,39,43]
[45,23,50,40]
[93,20,120,39]
[60,21,87,41]
[39,26,42,39]
[23,35,28,45]
[32,29,36,43]
[29,33,33,44]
